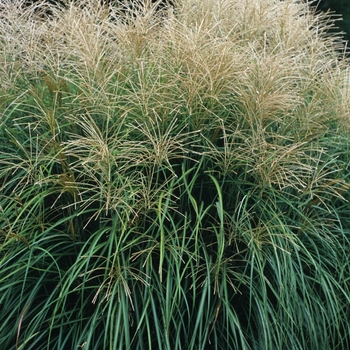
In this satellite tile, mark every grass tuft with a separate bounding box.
[1,0,350,349]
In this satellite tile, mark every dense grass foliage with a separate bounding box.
[1,0,350,349]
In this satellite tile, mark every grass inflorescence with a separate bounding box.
[1,0,350,349]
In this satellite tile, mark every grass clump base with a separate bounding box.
[1,0,350,349]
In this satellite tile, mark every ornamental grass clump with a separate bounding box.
[1,0,350,349]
